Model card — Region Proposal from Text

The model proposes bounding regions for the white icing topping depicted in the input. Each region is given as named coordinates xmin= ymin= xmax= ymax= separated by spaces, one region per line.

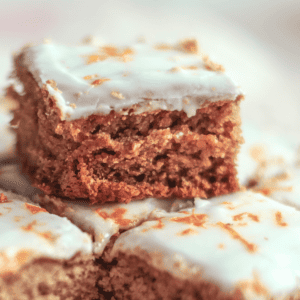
xmin=0 ymin=162 xmax=193 ymax=255
xmin=21 ymin=42 xmax=242 ymax=120
xmin=0 ymin=189 xmax=92 ymax=273
xmin=110 ymin=191 xmax=300 ymax=298
xmin=55 ymin=197 xmax=193 ymax=254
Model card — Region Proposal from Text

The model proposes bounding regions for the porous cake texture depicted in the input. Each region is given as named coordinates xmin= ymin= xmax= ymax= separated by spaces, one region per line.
xmin=0 ymin=189 xmax=97 ymax=300
xmin=100 ymin=191 xmax=300 ymax=300
xmin=9 ymin=39 xmax=244 ymax=204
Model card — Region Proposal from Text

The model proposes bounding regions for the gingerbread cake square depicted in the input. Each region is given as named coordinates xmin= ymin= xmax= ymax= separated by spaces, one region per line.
xmin=0 ymin=189 xmax=97 ymax=300
xmin=103 ymin=191 xmax=300 ymax=299
xmin=9 ymin=39 xmax=243 ymax=204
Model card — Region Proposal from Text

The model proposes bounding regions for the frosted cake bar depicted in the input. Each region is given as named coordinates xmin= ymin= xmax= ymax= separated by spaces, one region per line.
xmin=9 ymin=39 xmax=243 ymax=203
xmin=0 ymin=189 xmax=97 ymax=300
xmin=37 ymin=194 xmax=193 ymax=255
xmin=103 ymin=191 xmax=300 ymax=300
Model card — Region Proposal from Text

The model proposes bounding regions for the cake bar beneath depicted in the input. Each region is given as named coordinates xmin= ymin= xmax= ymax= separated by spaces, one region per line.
xmin=0 ymin=189 xmax=97 ymax=300
xmin=100 ymin=191 xmax=300 ymax=300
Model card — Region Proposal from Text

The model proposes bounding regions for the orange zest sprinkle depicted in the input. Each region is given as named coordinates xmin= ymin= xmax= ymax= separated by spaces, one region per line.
xmin=221 ymin=201 xmax=235 ymax=210
xmin=122 ymin=48 xmax=134 ymax=56
xmin=256 ymin=186 xmax=293 ymax=196
xmin=233 ymin=212 xmax=259 ymax=222
xmin=83 ymin=74 xmax=98 ymax=80
xmin=22 ymin=220 xmax=37 ymax=231
xmin=39 ymin=231 xmax=56 ymax=242
xmin=111 ymin=91 xmax=125 ymax=99
xmin=86 ymin=46 xmax=134 ymax=64
xmin=237 ymin=272 xmax=269 ymax=296
xmin=203 ymin=55 xmax=225 ymax=72
xmin=275 ymin=211 xmax=288 ymax=227
xmin=141 ymin=219 xmax=165 ymax=233
xmin=96 ymin=207 xmax=132 ymax=227
xmin=171 ymin=211 xmax=207 ymax=227
xmin=178 ymin=228 xmax=198 ymax=236
xmin=22 ymin=220 xmax=57 ymax=242
xmin=217 ymin=222 xmax=257 ymax=253
xmin=260 ymin=188 xmax=271 ymax=196
xmin=155 ymin=39 xmax=198 ymax=54
xmin=154 ymin=44 xmax=174 ymax=51
xmin=86 ymin=54 xmax=105 ymax=64
xmin=233 ymin=213 xmax=245 ymax=221
xmin=218 ymin=243 xmax=225 ymax=249
xmin=25 ymin=203 xmax=47 ymax=214
xmin=0 ymin=193 xmax=9 ymax=203
xmin=178 ymin=39 xmax=198 ymax=54
xmin=92 ymin=78 xmax=111 ymax=86
xmin=16 ymin=250 xmax=31 ymax=265
xmin=152 ymin=219 xmax=164 ymax=230
xmin=169 ymin=67 xmax=181 ymax=73
xmin=182 ymin=65 xmax=198 ymax=70
xmin=46 ymin=79 xmax=62 ymax=93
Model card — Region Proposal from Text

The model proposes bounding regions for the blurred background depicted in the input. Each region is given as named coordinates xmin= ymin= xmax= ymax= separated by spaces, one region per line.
xmin=0 ymin=0 xmax=299 ymax=145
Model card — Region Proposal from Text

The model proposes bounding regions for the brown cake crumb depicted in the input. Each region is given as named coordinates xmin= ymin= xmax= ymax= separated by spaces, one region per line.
xmin=45 ymin=80 xmax=62 ymax=93
xmin=0 ymin=255 xmax=98 ymax=300
xmin=91 ymin=78 xmax=110 ymax=86
xmin=178 ymin=39 xmax=198 ymax=54
xmin=203 ymin=55 xmax=225 ymax=72
xmin=110 ymin=91 xmax=125 ymax=99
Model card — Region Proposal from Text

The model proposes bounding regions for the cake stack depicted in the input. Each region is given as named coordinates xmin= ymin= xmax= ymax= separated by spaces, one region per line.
xmin=1 ymin=38 xmax=300 ymax=300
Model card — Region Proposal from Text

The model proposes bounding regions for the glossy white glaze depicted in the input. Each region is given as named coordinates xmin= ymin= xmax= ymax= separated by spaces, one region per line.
xmin=21 ymin=41 xmax=242 ymax=120
xmin=0 ymin=189 xmax=92 ymax=273
xmin=57 ymin=197 xmax=193 ymax=254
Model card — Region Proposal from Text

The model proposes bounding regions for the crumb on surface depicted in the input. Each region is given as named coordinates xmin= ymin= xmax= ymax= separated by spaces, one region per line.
xmin=46 ymin=80 xmax=62 ymax=93
xmin=177 ymin=39 xmax=198 ymax=54
xmin=110 ymin=91 xmax=125 ymax=99
xmin=91 ymin=78 xmax=110 ymax=86
xmin=85 ymin=46 xmax=134 ymax=64
xmin=202 ymin=55 xmax=225 ymax=72
xmin=0 ymin=193 xmax=8 ymax=203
